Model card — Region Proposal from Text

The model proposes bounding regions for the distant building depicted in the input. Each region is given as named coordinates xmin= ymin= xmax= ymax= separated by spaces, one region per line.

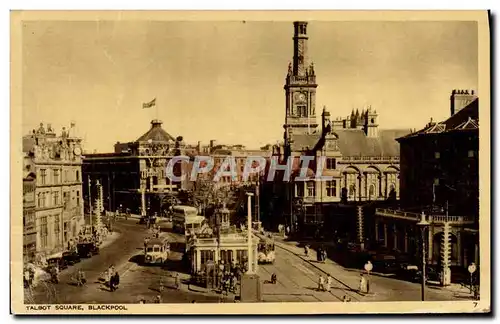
xmin=375 ymin=90 xmax=479 ymax=284
xmin=23 ymin=122 xmax=85 ymax=262
xmin=82 ymin=119 xmax=189 ymax=216
xmin=272 ymin=21 xmax=410 ymax=236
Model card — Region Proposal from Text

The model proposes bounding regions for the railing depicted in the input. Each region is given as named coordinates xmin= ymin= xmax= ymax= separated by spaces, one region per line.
xmin=376 ymin=208 xmax=420 ymax=220
xmin=288 ymin=75 xmax=316 ymax=84
xmin=341 ymin=156 xmax=400 ymax=162
xmin=375 ymin=208 xmax=475 ymax=224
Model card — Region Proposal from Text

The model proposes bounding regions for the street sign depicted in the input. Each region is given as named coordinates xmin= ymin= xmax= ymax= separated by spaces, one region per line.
xmin=468 ymin=263 xmax=477 ymax=274
xmin=364 ymin=261 xmax=373 ymax=273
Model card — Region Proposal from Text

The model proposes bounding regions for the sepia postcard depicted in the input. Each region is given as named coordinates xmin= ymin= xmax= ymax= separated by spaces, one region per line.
xmin=10 ymin=10 xmax=491 ymax=315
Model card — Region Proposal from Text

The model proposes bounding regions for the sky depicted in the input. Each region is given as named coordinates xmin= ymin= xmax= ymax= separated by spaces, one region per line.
xmin=21 ymin=20 xmax=478 ymax=153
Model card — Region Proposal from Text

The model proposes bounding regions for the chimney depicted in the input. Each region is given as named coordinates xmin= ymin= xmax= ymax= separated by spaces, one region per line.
xmin=321 ymin=106 xmax=330 ymax=134
xmin=197 ymin=141 xmax=202 ymax=153
xmin=450 ymin=89 xmax=477 ymax=116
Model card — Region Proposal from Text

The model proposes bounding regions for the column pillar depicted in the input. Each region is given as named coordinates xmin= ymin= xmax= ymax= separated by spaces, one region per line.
xmin=358 ymin=174 xmax=364 ymax=201
xmin=393 ymin=224 xmax=398 ymax=250
xmin=428 ymin=226 xmax=433 ymax=264
xmin=456 ymin=231 xmax=462 ymax=267
xmin=384 ymin=173 xmax=389 ymax=198
xmin=404 ymin=228 xmax=408 ymax=253
xmin=196 ymin=249 xmax=201 ymax=272
xmin=383 ymin=223 xmax=388 ymax=248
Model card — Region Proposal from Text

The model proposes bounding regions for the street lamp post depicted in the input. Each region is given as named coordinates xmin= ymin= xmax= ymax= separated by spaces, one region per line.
xmin=417 ymin=211 xmax=430 ymax=301
xmin=246 ymin=192 xmax=254 ymax=274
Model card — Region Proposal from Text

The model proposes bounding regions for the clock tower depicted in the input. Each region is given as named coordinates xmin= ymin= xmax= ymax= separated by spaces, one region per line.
xmin=284 ymin=21 xmax=318 ymax=137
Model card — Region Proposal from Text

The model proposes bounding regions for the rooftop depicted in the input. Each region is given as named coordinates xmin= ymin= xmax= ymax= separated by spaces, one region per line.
xmin=398 ymin=97 xmax=479 ymax=141
xmin=136 ymin=120 xmax=176 ymax=143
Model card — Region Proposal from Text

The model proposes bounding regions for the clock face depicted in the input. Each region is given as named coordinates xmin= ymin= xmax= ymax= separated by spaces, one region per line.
xmin=295 ymin=92 xmax=306 ymax=102
xmin=74 ymin=147 xmax=82 ymax=156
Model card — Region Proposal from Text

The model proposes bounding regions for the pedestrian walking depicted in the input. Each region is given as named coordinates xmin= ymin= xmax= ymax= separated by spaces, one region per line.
xmin=326 ymin=275 xmax=332 ymax=292
xmin=304 ymin=245 xmax=310 ymax=258
xmin=175 ymin=273 xmax=180 ymax=290
xmin=154 ymin=295 xmax=162 ymax=303
xmin=318 ymin=275 xmax=325 ymax=292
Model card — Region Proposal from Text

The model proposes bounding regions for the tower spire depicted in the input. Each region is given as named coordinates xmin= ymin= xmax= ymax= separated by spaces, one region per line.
xmin=293 ymin=21 xmax=309 ymax=76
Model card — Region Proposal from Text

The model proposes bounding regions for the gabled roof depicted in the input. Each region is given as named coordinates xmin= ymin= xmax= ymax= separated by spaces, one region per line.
xmin=289 ymin=133 xmax=322 ymax=152
xmin=398 ymin=97 xmax=479 ymax=141
xmin=135 ymin=120 xmax=175 ymax=143
xmin=334 ymin=129 xmax=410 ymax=157
xmin=455 ymin=117 xmax=479 ymax=130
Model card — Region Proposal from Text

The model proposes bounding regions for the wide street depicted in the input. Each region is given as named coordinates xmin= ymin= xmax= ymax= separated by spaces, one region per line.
xmin=25 ymin=215 xmax=473 ymax=304
xmin=25 ymin=217 xmax=222 ymax=304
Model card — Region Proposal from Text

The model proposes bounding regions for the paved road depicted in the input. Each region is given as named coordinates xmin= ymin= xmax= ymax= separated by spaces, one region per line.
xmin=25 ymin=218 xmax=222 ymax=304
xmin=257 ymin=243 xmax=358 ymax=302
xmin=274 ymin=237 xmax=472 ymax=302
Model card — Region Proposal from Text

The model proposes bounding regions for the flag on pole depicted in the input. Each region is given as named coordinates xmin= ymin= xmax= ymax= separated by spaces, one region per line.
xmin=143 ymin=98 xmax=156 ymax=109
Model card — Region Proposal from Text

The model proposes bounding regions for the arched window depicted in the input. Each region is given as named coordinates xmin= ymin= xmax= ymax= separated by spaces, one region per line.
xmin=369 ymin=185 xmax=375 ymax=198
xmin=349 ymin=184 xmax=355 ymax=197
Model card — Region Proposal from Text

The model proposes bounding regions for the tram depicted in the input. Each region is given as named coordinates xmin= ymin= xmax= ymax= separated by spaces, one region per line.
xmin=257 ymin=237 xmax=275 ymax=264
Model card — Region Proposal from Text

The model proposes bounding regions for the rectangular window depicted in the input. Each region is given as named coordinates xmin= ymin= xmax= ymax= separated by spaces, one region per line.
xmin=434 ymin=178 xmax=440 ymax=186
xmin=326 ymin=180 xmax=337 ymax=197
xmin=76 ymin=170 xmax=80 ymax=182
xmin=307 ymin=181 xmax=316 ymax=197
xmin=468 ymin=150 xmax=475 ymax=158
xmin=37 ymin=193 xmax=43 ymax=208
xmin=54 ymin=214 xmax=60 ymax=235
xmin=200 ymin=250 xmax=214 ymax=266
xmin=40 ymin=216 xmax=48 ymax=248
xmin=434 ymin=152 xmax=440 ymax=159
xmin=326 ymin=158 xmax=336 ymax=170
xmin=53 ymin=169 xmax=60 ymax=184
xmin=296 ymin=105 xmax=307 ymax=117
xmin=76 ymin=190 xmax=80 ymax=206
xmin=236 ymin=250 xmax=248 ymax=264
xmin=295 ymin=183 xmax=304 ymax=197
xmin=40 ymin=169 xmax=47 ymax=185
xmin=53 ymin=191 xmax=59 ymax=206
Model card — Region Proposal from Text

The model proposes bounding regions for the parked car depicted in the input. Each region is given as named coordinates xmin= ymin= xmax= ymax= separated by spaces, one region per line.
xmin=46 ymin=257 xmax=68 ymax=271
xmin=62 ymin=251 xmax=81 ymax=265
xmin=77 ymin=242 xmax=100 ymax=258
xmin=397 ymin=264 xmax=420 ymax=282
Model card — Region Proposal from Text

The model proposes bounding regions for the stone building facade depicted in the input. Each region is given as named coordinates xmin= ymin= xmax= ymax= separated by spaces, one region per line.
xmin=375 ymin=90 xmax=479 ymax=284
xmin=23 ymin=122 xmax=85 ymax=261
xmin=274 ymin=21 xmax=410 ymax=234
xmin=23 ymin=174 xmax=36 ymax=262
xmin=83 ymin=119 xmax=189 ymax=216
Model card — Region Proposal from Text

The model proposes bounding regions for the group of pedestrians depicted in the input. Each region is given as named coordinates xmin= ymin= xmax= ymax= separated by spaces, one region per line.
xmin=103 ymin=265 xmax=120 ymax=292
xmin=317 ymin=274 xmax=333 ymax=292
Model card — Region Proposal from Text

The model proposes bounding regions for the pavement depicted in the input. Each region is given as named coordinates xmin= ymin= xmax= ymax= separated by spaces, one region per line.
xmin=272 ymin=235 xmax=477 ymax=301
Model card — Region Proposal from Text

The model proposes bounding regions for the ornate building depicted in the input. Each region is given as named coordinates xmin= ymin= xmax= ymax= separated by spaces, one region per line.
xmin=23 ymin=122 xmax=85 ymax=261
xmin=23 ymin=174 xmax=36 ymax=263
xmin=82 ymin=119 xmax=189 ymax=216
xmin=375 ymin=90 xmax=479 ymax=284
xmin=275 ymin=21 xmax=410 ymax=235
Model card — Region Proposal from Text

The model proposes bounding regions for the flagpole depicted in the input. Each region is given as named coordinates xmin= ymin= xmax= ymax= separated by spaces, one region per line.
xmin=156 ymin=98 xmax=159 ymax=121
